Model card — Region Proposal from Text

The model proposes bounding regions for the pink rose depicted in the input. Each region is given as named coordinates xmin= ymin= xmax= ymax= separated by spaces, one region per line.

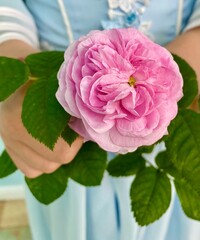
xmin=56 ymin=28 xmax=183 ymax=153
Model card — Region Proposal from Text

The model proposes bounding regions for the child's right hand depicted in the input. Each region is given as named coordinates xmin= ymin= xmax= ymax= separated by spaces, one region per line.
xmin=0 ymin=40 xmax=83 ymax=178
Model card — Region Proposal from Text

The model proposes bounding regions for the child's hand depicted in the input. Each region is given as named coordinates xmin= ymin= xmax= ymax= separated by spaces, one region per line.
xmin=0 ymin=83 xmax=83 ymax=178
xmin=0 ymin=40 xmax=83 ymax=178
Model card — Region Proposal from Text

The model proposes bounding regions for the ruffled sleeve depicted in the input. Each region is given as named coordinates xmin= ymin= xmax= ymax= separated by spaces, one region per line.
xmin=184 ymin=0 xmax=200 ymax=31
xmin=0 ymin=0 xmax=39 ymax=48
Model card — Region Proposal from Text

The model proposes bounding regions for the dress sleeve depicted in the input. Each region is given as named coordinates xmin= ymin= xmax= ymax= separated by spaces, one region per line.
xmin=0 ymin=0 xmax=39 ymax=48
xmin=184 ymin=0 xmax=200 ymax=31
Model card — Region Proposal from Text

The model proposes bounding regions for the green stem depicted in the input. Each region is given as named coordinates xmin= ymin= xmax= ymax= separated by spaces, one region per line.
xmin=29 ymin=76 xmax=38 ymax=81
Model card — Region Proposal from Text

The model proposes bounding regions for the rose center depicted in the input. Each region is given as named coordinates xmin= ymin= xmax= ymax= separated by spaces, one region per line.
xmin=128 ymin=76 xmax=136 ymax=87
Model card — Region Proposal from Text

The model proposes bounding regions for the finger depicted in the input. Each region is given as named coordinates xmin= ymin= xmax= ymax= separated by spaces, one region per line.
xmin=6 ymin=141 xmax=61 ymax=173
xmin=49 ymin=137 xmax=83 ymax=164
xmin=6 ymin=147 xmax=42 ymax=178
xmin=0 ymin=82 xmax=32 ymax=113
xmin=18 ymin=136 xmax=83 ymax=164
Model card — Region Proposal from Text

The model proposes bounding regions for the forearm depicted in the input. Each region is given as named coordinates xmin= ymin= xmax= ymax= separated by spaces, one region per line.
xmin=166 ymin=27 xmax=200 ymax=91
xmin=0 ymin=40 xmax=39 ymax=58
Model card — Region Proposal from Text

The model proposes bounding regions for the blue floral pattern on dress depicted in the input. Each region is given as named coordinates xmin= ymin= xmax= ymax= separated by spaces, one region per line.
xmin=102 ymin=0 xmax=153 ymax=39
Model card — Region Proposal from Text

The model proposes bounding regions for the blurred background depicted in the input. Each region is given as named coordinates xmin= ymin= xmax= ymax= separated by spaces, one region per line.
xmin=0 ymin=139 xmax=32 ymax=240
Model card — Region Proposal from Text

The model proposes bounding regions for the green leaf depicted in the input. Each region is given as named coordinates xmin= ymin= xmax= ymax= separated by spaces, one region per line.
xmin=0 ymin=57 xmax=29 ymax=101
xmin=61 ymin=124 xmax=79 ymax=146
xmin=130 ymin=167 xmax=171 ymax=226
xmin=25 ymin=51 xmax=64 ymax=77
xmin=22 ymin=73 xmax=70 ymax=150
xmin=155 ymin=151 xmax=171 ymax=169
xmin=156 ymin=152 xmax=200 ymax=220
xmin=107 ymin=152 xmax=145 ymax=177
xmin=175 ymin=178 xmax=200 ymax=220
xmin=173 ymin=54 xmax=198 ymax=109
xmin=25 ymin=165 xmax=68 ymax=205
xmin=136 ymin=145 xmax=155 ymax=154
xmin=156 ymin=109 xmax=200 ymax=220
xmin=66 ymin=142 xmax=107 ymax=186
xmin=155 ymin=151 xmax=180 ymax=178
xmin=0 ymin=150 xmax=17 ymax=178
xmin=22 ymin=51 xmax=68 ymax=149
xmin=157 ymin=152 xmax=200 ymax=221
xmin=157 ymin=151 xmax=200 ymax=220
xmin=166 ymin=109 xmax=200 ymax=189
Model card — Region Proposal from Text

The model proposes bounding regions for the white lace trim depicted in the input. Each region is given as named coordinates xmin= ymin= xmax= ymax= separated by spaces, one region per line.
xmin=108 ymin=0 xmax=149 ymax=13
xmin=56 ymin=0 xmax=152 ymax=44
xmin=105 ymin=0 xmax=153 ymax=39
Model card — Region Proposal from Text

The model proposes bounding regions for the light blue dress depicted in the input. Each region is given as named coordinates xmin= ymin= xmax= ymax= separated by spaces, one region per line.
xmin=1 ymin=1 xmax=200 ymax=239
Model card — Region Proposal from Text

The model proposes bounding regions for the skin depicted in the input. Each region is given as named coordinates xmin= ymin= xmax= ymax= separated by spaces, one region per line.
xmin=0 ymin=40 xmax=83 ymax=178
xmin=0 ymin=27 xmax=199 ymax=178
xmin=166 ymin=27 xmax=200 ymax=111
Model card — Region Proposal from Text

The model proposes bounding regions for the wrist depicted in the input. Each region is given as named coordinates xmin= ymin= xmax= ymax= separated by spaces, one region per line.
xmin=0 ymin=40 xmax=39 ymax=59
